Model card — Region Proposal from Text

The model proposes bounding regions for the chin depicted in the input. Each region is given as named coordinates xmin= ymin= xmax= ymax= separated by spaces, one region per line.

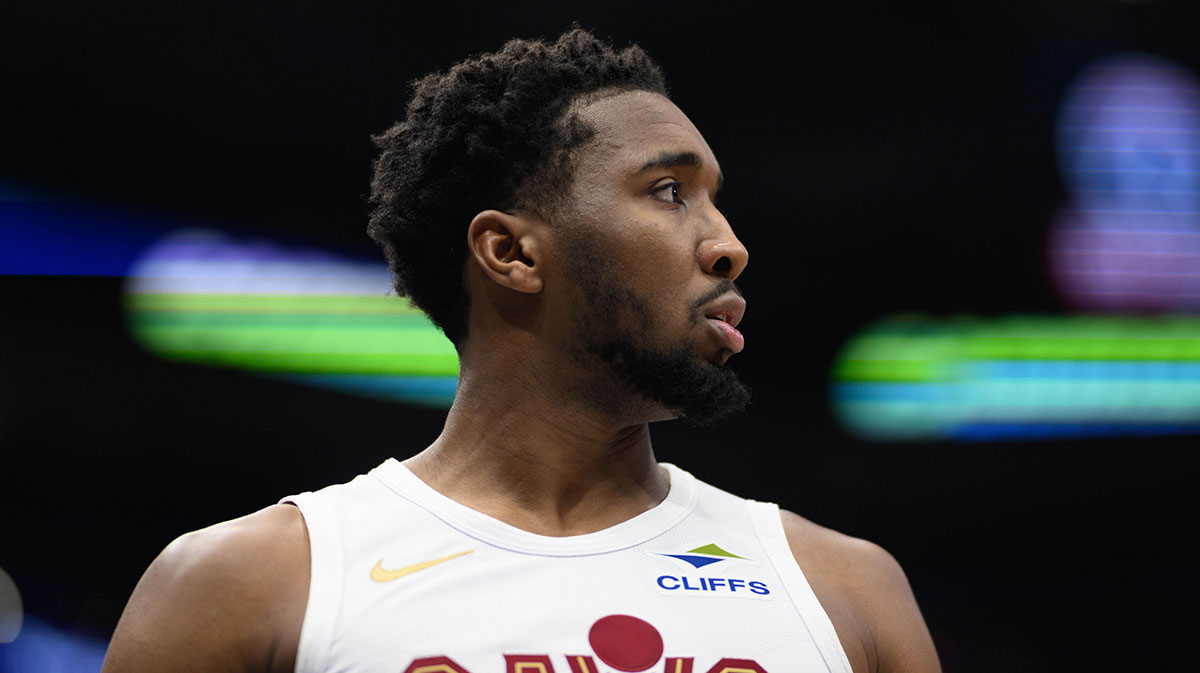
xmin=583 ymin=326 xmax=752 ymax=427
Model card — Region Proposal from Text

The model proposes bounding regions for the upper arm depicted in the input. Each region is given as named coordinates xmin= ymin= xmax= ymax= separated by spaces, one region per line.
xmin=840 ymin=537 xmax=940 ymax=673
xmin=101 ymin=504 xmax=310 ymax=673
xmin=780 ymin=511 xmax=941 ymax=673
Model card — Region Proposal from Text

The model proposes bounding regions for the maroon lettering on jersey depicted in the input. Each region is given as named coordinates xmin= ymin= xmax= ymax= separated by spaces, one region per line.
xmin=664 ymin=658 xmax=695 ymax=673
xmin=588 ymin=614 xmax=665 ymax=672
xmin=703 ymin=659 xmax=767 ymax=673
xmin=504 ymin=654 xmax=556 ymax=673
xmin=565 ymin=655 xmax=599 ymax=673
xmin=403 ymin=656 xmax=472 ymax=673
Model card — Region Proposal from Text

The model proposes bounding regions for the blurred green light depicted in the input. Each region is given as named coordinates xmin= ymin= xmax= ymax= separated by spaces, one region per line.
xmin=123 ymin=231 xmax=459 ymax=407
xmin=126 ymin=292 xmax=459 ymax=400
xmin=832 ymin=315 xmax=1200 ymax=440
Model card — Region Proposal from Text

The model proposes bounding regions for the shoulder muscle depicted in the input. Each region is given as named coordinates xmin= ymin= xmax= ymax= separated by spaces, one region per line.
xmin=780 ymin=510 xmax=941 ymax=673
xmin=101 ymin=504 xmax=310 ymax=673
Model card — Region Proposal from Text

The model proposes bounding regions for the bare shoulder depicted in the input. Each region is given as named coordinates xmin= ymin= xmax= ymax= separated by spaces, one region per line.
xmin=102 ymin=504 xmax=310 ymax=673
xmin=779 ymin=510 xmax=941 ymax=673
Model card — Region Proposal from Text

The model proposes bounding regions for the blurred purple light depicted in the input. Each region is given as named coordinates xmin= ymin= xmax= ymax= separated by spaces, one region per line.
xmin=1050 ymin=53 xmax=1200 ymax=311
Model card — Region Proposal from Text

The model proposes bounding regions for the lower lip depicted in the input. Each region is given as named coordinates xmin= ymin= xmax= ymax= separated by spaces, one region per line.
xmin=708 ymin=318 xmax=745 ymax=353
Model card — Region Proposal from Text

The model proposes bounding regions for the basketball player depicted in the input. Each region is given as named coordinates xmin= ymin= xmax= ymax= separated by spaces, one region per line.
xmin=102 ymin=29 xmax=940 ymax=673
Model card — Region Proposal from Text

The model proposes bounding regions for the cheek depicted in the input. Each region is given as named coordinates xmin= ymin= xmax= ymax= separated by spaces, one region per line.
xmin=656 ymin=288 xmax=703 ymax=334
xmin=624 ymin=238 xmax=699 ymax=319
xmin=626 ymin=228 xmax=695 ymax=274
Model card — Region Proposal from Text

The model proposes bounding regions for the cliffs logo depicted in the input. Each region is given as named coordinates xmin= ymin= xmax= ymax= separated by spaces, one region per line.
xmin=654 ymin=544 xmax=770 ymax=599
xmin=658 ymin=543 xmax=748 ymax=569
xmin=402 ymin=614 xmax=768 ymax=673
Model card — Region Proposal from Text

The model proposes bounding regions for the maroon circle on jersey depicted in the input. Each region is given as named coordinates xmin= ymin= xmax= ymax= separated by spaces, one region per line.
xmin=587 ymin=614 xmax=665 ymax=672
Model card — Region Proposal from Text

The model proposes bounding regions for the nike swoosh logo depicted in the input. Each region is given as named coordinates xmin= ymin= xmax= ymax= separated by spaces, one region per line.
xmin=370 ymin=550 xmax=473 ymax=583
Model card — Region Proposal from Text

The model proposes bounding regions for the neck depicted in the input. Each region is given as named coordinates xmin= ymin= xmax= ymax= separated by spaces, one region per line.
xmin=404 ymin=349 xmax=670 ymax=537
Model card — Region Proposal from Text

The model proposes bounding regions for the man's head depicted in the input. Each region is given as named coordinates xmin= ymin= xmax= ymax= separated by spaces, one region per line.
xmin=370 ymin=29 xmax=750 ymax=425
xmin=368 ymin=28 xmax=667 ymax=346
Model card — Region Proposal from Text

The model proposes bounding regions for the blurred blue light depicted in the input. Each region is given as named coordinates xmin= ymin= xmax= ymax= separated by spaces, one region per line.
xmin=0 ymin=616 xmax=106 ymax=673
xmin=1050 ymin=53 xmax=1200 ymax=311
xmin=1 ymin=200 xmax=170 ymax=276
xmin=831 ymin=315 xmax=1200 ymax=441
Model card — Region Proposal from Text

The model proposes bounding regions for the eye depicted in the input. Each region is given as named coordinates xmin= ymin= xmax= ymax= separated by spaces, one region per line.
xmin=652 ymin=181 xmax=685 ymax=205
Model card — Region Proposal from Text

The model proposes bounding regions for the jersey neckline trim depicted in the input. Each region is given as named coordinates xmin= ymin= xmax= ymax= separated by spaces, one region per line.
xmin=369 ymin=459 xmax=698 ymax=556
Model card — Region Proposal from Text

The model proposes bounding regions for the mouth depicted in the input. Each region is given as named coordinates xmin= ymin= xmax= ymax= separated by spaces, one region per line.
xmin=702 ymin=294 xmax=746 ymax=355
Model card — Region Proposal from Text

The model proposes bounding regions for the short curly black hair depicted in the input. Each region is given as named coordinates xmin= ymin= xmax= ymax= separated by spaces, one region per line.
xmin=367 ymin=28 xmax=668 ymax=346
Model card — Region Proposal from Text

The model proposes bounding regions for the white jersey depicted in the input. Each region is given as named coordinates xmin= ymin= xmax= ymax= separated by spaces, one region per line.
xmin=282 ymin=460 xmax=853 ymax=673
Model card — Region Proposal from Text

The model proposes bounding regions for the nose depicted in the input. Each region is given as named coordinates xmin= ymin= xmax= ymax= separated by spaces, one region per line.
xmin=698 ymin=214 xmax=749 ymax=281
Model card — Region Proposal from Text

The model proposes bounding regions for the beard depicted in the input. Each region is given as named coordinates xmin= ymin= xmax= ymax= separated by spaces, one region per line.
xmin=564 ymin=241 xmax=752 ymax=427
xmin=588 ymin=333 xmax=753 ymax=427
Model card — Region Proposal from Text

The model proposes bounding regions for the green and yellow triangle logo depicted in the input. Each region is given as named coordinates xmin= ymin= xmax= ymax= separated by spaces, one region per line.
xmin=685 ymin=543 xmax=746 ymax=559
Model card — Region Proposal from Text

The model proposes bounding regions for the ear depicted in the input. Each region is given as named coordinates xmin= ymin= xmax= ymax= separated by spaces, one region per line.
xmin=466 ymin=209 xmax=544 ymax=294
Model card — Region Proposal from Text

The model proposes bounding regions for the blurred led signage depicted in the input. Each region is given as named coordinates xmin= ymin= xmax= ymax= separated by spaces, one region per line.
xmin=125 ymin=230 xmax=458 ymax=407
xmin=1050 ymin=53 xmax=1200 ymax=311
xmin=832 ymin=315 xmax=1200 ymax=440
xmin=834 ymin=53 xmax=1200 ymax=441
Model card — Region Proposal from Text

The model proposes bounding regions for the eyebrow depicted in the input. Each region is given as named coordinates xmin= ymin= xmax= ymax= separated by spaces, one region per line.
xmin=638 ymin=150 xmax=725 ymax=195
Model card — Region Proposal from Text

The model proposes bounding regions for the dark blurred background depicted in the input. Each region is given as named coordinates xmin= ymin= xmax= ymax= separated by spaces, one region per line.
xmin=2 ymin=2 xmax=1198 ymax=671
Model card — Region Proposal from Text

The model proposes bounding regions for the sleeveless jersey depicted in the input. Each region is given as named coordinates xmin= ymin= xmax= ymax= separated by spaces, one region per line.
xmin=282 ymin=459 xmax=853 ymax=673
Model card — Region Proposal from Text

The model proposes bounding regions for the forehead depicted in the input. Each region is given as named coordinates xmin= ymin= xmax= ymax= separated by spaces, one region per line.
xmin=572 ymin=90 xmax=719 ymax=175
